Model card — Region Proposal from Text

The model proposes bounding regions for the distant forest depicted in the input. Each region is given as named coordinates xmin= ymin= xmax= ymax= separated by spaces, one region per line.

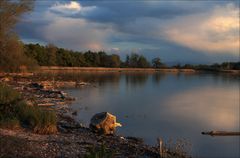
xmin=24 ymin=43 xmax=164 ymax=68
xmin=24 ymin=43 xmax=240 ymax=71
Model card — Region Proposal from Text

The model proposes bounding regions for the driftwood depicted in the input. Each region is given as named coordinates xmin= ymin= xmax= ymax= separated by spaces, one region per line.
xmin=157 ymin=137 xmax=164 ymax=158
xmin=38 ymin=103 xmax=55 ymax=107
xmin=201 ymin=131 xmax=240 ymax=136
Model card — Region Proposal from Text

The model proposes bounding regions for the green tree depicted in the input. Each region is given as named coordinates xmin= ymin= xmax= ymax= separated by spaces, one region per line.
xmin=46 ymin=44 xmax=57 ymax=66
xmin=0 ymin=0 xmax=35 ymax=72
xmin=152 ymin=57 xmax=161 ymax=68
xmin=137 ymin=55 xmax=150 ymax=68
xmin=75 ymin=52 xmax=87 ymax=67
xmin=98 ymin=51 xmax=108 ymax=67
xmin=127 ymin=53 xmax=150 ymax=68
xmin=109 ymin=54 xmax=121 ymax=67
xmin=24 ymin=44 xmax=46 ymax=66
xmin=125 ymin=55 xmax=130 ymax=67
xmin=84 ymin=51 xmax=100 ymax=67
xmin=129 ymin=53 xmax=139 ymax=67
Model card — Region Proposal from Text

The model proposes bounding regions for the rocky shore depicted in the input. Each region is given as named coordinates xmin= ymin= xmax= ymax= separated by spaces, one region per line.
xmin=0 ymin=75 xmax=188 ymax=158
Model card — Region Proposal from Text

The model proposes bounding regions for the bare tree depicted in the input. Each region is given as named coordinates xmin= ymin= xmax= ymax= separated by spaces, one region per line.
xmin=0 ymin=0 xmax=35 ymax=72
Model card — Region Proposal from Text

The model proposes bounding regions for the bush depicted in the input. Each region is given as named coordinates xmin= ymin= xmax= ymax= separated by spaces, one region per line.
xmin=0 ymin=83 xmax=20 ymax=105
xmin=17 ymin=101 xmax=57 ymax=134
xmin=0 ymin=83 xmax=21 ymax=120
xmin=0 ymin=83 xmax=57 ymax=134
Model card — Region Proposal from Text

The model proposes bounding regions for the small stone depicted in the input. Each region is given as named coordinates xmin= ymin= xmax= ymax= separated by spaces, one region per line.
xmin=72 ymin=111 xmax=78 ymax=116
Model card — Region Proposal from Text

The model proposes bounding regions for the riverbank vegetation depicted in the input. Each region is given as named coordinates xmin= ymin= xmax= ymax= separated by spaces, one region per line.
xmin=0 ymin=83 xmax=57 ymax=134
xmin=23 ymin=43 xmax=156 ymax=68
xmin=24 ymin=43 xmax=240 ymax=71
xmin=173 ymin=62 xmax=240 ymax=71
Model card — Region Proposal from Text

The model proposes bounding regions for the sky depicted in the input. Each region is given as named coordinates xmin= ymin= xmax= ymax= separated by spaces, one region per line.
xmin=17 ymin=0 xmax=240 ymax=64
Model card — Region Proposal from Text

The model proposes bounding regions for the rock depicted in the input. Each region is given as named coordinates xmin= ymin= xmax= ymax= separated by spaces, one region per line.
xmin=89 ymin=112 xmax=122 ymax=135
xmin=72 ymin=111 xmax=78 ymax=116
xmin=126 ymin=136 xmax=143 ymax=144
xmin=30 ymin=82 xmax=44 ymax=89
xmin=0 ymin=77 xmax=13 ymax=82
xmin=40 ymin=81 xmax=54 ymax=90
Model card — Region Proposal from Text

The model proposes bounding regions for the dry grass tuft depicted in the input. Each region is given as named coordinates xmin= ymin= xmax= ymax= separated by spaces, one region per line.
xmin=0 ymin=83 xmax=57 ymax=134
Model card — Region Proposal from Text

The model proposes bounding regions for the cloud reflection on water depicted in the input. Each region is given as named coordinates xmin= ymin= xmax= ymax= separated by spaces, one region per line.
xmin=165 ymin=86 xmax=239 ymax=130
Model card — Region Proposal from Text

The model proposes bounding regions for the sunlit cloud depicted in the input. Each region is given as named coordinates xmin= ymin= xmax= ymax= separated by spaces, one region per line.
xmin=111 ymin=47 xmax=120 ymax=51
xmin=164 ymin=3 xmax=239 ymax=55
xmin=42 ymin=11 xmax=113 ymax=51
xmin=50 ymin=1 xmax=96 ymax=15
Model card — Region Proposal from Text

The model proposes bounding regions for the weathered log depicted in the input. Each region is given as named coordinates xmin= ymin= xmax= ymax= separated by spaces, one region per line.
xmin=157 ymin=137 xmax=164 ymax=157
xmin=202 ymin=131 xmax=240 ymax=136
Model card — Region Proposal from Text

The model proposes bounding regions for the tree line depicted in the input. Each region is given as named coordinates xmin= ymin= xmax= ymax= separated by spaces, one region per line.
xmin=24 ymin=43 xmax=165 ymax=68
xmin=24 ymin=43 xmax=240 ymax=70
xmin=173 ymin=62 xmax=240 ymax=71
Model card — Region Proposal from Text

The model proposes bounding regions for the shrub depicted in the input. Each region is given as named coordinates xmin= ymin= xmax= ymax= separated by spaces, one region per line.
xmin=0 ymin=83 xmax=20 ymax=104
xmin=0 ymin=83 xmax=21 ymax=120
xmin=17 ymin=101 xmax=57 ymax=134
xmin=0 ymin=83 xmax=57 ymax=134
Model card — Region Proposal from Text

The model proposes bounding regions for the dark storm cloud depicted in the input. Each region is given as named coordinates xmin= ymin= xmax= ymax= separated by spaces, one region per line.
xmin=47 ymin=1 xmax=238 ymax=23
xmin=16 ymin=0 xmax=239 ymax=64
xmin=58 ymin=1 xmax=215 ymax=27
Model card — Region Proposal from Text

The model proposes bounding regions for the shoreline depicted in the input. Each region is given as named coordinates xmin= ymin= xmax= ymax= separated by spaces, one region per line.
xmin=0 ymin=67 xmax=239 ymax=77
xmin=40 ymin=66 xmax=196 ymax=73
xmin=0 ymin=75 xmax=188 ymax=158
xmin=39 ymin=66 xmax=240 ymax=74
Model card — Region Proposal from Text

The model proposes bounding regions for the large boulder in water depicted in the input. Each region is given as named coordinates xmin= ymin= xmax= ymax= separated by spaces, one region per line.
xmin=89 ymin=112 xmax=122 ymax=135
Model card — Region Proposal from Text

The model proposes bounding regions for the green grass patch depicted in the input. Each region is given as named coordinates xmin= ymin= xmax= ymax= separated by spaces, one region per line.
xmin=0 ymin=83 xmax=57 ymax=134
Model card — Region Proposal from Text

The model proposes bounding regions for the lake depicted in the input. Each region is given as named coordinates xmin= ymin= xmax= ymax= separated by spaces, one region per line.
xmin=61 ymin=72 xmax=239 ymax=158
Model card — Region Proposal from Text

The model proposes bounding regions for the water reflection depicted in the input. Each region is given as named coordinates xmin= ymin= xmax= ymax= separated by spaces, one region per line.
xmin=165 ymin=87 xmax=239 ymax=130
xmin=152 ymin=73 xmax=166 ymax=84
xmin=125 ymin=73 xmax=149 ymax=87
xmin=58 ymin=72 xmax=239 ymax=157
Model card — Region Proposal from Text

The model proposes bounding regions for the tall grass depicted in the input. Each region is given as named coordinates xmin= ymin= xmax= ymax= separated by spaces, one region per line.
xmin=0 ymin=83 xmax=57 ymax=134
xmin=0 ymin=83 xmax=21 ymax=129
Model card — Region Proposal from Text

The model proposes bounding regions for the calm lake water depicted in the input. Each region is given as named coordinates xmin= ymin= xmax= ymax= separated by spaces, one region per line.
xmin=60 ymin=72 xmax=239 ymax=158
